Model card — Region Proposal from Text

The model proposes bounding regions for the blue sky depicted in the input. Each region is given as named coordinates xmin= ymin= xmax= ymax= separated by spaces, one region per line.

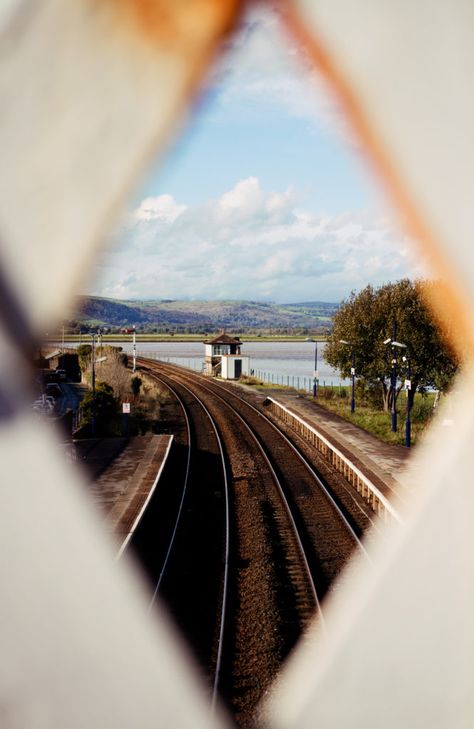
xmin=90 ymin=4 xmax=426 ymax=303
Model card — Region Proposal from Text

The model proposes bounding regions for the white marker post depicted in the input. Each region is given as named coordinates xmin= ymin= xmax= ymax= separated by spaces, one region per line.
xmin=122 ymin=401 xmax=131 ymax=436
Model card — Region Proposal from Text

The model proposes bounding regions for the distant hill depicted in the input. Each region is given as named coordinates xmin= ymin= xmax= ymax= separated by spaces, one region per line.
xmin=72 ymin=296 xmax=339 ymax=332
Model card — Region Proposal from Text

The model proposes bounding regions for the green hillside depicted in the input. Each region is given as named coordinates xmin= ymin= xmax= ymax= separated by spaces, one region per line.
xmin=71 ymin=296 xmax=338 ymax=333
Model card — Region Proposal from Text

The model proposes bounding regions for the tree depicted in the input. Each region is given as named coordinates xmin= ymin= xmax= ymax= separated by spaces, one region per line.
xmin=77 ymin=344 xmax=92 ymax=370
xmin=324 ymin=279 xmax=459 ymax=411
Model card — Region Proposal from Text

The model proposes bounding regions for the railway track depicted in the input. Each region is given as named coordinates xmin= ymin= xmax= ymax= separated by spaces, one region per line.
xmin=135 ymin=358 xmax=370 ymax=727
xmin=127 ymin=372 xmax=230 ymax=710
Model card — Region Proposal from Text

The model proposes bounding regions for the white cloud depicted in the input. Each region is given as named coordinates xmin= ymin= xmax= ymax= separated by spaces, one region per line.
xmin=132 ymin=194 xmax=186 ymax=223
xmin=89 ymin=177 xmax=429 ymax=302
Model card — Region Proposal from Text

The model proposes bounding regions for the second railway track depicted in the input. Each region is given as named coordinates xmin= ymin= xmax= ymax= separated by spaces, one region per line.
xmin=133 ymin=358 xmax=371 ymax=728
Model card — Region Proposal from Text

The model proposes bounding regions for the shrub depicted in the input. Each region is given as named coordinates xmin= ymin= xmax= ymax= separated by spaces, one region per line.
xmin=81 ymin=381 xmax=119 ymax=434
xmin=77 ymin=344 xmax=92 ymax=369
xmin=410 ymin=397 xmax=433 ymax=423
xmin=131 ymin=375 xmax=142 ymax=397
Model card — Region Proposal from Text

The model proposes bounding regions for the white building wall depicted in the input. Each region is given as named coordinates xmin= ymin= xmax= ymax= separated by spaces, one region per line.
xmin=221 ymin=356 xmax=250 ymax=379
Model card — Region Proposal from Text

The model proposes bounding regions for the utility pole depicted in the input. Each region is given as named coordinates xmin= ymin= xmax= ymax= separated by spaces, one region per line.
xmin=404 ymin=353 xmax=412 ymax=447
xmin=313 ymin=340 xmax=318 ymax=398
xmin=132 ymin=326 xmax=136 ymax=373
xmin=391 ymin=320 xmax=397 ymax=432
xmin=91 ymin=333 xmax=96 ymax=436
xmin=350 ymin=347 xmax=356 ymax=414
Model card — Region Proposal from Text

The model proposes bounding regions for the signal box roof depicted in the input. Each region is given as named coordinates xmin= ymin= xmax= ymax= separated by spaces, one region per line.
xmin=204 ymin=333 xmax=241 ymax=345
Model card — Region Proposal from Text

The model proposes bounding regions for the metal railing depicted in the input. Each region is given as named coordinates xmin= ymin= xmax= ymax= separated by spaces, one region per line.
xmin=265 ymin=397 xmax=401 ymax=523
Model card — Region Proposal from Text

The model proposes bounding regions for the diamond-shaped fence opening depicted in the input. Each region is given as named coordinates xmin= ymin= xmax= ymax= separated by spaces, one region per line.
xmin=1 ymin=2 xmax=474 ymax=728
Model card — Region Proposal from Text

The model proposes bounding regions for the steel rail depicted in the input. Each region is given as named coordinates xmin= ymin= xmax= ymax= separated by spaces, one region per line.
xmin=140 ymin=358 xmax=369 ymax=563
xmin=142 ymin=366 xmax=230 ymax=711
xmin=148 ymin=361 xmax=325 ymax=630
xmin=145 ymin=374 xmax=192 ymax=609
xmin=202 ymin=378 xmax=370 ymax=561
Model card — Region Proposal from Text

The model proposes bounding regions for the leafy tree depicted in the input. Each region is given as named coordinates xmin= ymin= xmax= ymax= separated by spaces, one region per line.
xmin=77 ymin=344 xmax=92 ymax=369
xmin=325 ymin=279 xmax=459 ymax=411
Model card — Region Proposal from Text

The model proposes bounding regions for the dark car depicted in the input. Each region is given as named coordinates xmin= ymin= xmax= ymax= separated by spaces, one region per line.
xmin=46 ymin=383 xmax=62 ymax=398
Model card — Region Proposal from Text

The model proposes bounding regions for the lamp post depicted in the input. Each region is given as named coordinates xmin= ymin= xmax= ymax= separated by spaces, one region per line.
xmin=90 ymin=332 xmax=107 ymax=437
xmin=402 ymin=353 xmax=412 ymax=448
xmin=383 ymin=329 xmax=407 ymax=433
xmin=132 ymin=326 xmax=137 ymax=373
xmin=91 ymin=332 xmax=96 ymax=436
xmin=313 ymin=340 xmax=318 ymax=398
xmin=391 ymin=340 xmax=397 ymax=433
xmin=339 ymin=340 xmax=355 ymax=413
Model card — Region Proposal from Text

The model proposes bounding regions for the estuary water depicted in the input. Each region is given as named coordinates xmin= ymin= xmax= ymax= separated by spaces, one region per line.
xmin=97 ymin=340 xmax=348 ymax=388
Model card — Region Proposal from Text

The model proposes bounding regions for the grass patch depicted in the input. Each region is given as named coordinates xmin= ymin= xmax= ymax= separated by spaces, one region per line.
xmin=312 ymin=388 xmax=436 ymax=446
xmin=239 ymin=376 xmax=437 ymax=447
xmin=238 ymin=375 xmax=291 ymax=390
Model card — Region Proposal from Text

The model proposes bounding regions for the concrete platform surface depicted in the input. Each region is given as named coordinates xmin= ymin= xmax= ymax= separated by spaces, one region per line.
xmin=76 ymin=434 xmax=173 ymax=550
xmin=259 ymin=391 xmax=411 ymax=503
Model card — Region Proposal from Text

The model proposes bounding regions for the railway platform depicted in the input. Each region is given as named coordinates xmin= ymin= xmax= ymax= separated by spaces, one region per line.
xmin=245 ymin=388 xmax=410 ymax=504
xmin=75 ymin=433 xmax=173 ymax=553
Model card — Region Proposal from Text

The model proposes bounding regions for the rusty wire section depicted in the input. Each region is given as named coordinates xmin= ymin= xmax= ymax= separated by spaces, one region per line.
xmin=266 ymin=3 xmax=474 ymax=728
xmin=284 ymin=1 xmax=474 ymax=360
xmin=0 ymin=2 xmax=243 ymax=727
xmin=0 ymin=0 xmax=243 ymax=335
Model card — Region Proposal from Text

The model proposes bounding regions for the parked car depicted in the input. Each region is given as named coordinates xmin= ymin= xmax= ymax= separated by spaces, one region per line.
xmin=56 ymin=369 xmax=67 ymax=381
xmin=46 ymin=383 xmax=62 ymax=398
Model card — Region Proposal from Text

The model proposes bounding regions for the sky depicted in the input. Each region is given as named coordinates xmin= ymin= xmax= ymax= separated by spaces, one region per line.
xmin=88 ymin=4 xmax=427 ymax=304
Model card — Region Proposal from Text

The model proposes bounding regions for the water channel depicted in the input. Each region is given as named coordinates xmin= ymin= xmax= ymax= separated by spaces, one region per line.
xmin=81 ymin=339 xmax=349 ymax=389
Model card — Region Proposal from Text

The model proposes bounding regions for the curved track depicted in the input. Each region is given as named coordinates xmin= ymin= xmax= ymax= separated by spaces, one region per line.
xmin=136 ymin=358 xmax=370 ymax=727
xmin=150 ymin=374 xmax=230 ymax=710
xmin=128 ymin=372 xmax=230 ymax=708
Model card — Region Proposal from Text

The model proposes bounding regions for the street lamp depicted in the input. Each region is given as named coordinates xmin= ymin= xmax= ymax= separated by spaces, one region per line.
xmin=132 ymin=325 xmax=137 ymax=373
xmin=402 ymin=353 xmax=412 ymax=448
xmin=339 ymin=340 xmax=355 ymax=413
xmin=383 ymin=332 xmax=407 ymax=432
xmin=91 ymin=332 xmax=96 ymax=436
xmin=313 ymin=340 xmax=319 ymax=398
xmin=90 ymin=331 xmax=107 ymax=436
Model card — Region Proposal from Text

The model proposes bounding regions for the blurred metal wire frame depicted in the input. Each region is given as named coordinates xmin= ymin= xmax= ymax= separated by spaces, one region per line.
xmin=0 ymin=1 xmax=473 ymax=727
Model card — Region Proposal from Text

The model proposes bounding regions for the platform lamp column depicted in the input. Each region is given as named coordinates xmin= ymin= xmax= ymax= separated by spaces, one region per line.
xmin=132 ymin=326 xmax=136 ymax=373
xmin=383 ymin=329 xmax=407 ymax=434
xmin=350 ymin=348 xmax=355 ymax=414
xmin=313 ymin=340 xmax=318 ymax=398
xmin=390 ymin=320 xmax=397 ymax=432
xmin=339 ymin=340 xmax=355 ymax=413
xmin=91 ymin=332 xmax=96 ymax=436
xmin=403 ymin=353 xmax=412 ymax=448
